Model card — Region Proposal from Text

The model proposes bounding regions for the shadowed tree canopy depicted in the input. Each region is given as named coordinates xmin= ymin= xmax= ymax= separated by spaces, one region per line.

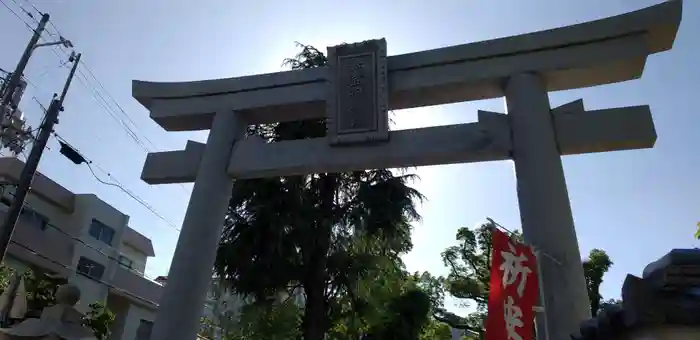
xmin=364 ymin=289 xmax=433 ymax=340
xmin=214 ymin=43 xmax=424 ymax=340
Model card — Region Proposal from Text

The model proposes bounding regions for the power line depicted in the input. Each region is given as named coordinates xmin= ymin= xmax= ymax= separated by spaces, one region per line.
xmin=0 ymin=187 xmax=163 ymax=284
xmin=53 ymin=133 xmax=181 ymax=232
xmin=34 ymin=59 xmax=69 ymax=78
xmin=5 ymin=0 xmax=191 ymax=193
xmin=9 ymin=239 xmax=159 ymax=307
xmin=71 ymin=69 xmax=151 ymax=152
xmin=78 ymin=60 xmax=158 ymax=151
xmin=0 ymin=0 xmax=34 ymax=32
xmin=21 ymin=0 xmax=62 ymax=39
xmin=9 ymin=0 xmax=37 ymax=25
xmin=20 ymin=0 xmax=41 ymax=20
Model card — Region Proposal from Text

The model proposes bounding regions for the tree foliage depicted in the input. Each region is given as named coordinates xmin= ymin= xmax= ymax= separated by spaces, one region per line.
xmin=582 ymin=249 xmax=613 ymax=316
xmin=82 ymin=301 xmax=116 ymax=340
xmin=438 ymin=222 xmax=615 ymax=337
xmin=22 ymin=268 xmax=67 ymax=318
xmin=223 ymin=300 xmax=302 ymax=340
xmin=437 ymin=223 xmax=522 ymax=336
xmin=214 ymin=43 xmax=424 ymax=340
xmin=365 ymin=289 xmax=432 ymax=340
xmin=419 ymin=319 xmax=452 ymax=340
xmin=0 ymin=265 xmax=67 ymax=319
xmin=0 ymin=264 xmax=113 ymax=338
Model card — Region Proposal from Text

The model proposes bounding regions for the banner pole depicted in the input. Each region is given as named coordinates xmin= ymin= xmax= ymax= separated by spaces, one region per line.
xmin=533 ymin=250 xmax=549 ymax=340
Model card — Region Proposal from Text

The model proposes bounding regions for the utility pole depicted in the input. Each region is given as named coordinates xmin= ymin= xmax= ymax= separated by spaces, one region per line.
xmin=0 ymin=13 xmax=49 ymax=111
xmin=0 ymin=53 xmax=81 ymax=263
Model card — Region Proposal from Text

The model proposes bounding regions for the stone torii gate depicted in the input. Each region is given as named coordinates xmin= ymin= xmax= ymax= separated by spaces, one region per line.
xmin=132 ymin=1 xmax=681 ymax=340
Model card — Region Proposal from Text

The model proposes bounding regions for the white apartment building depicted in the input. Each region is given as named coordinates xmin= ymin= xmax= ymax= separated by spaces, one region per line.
xmin=0 ymin=157 xmax=162 ymax=340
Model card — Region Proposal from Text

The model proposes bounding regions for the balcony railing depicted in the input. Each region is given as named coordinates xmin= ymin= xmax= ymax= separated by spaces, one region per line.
xmin=111 ymin=264 xmax=162 ymax=309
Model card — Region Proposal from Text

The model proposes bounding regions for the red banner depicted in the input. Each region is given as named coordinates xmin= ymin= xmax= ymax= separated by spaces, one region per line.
xmin=485 ymin=228 xmax=539 ymax=340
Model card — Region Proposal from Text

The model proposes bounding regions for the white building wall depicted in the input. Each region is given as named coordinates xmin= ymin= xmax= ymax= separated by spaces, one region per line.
xmin=121 ymin=304 xmax=155 ymax=340
xmin=68 ymin=194 xmax=130 ymax=313
xmin=119 ymin=244 xmax=147 ymax=274
xmin=71 ymin=274 xmax=108 ymax=312
xmin=0 ymin=165 xmax=159 ymax=340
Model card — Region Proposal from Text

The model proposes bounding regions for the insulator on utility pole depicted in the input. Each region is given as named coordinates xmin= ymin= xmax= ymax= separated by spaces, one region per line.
xmin=10 ymin=80 xmax=27 ymax=110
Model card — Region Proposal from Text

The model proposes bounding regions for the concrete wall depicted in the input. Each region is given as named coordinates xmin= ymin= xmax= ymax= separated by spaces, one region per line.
xmin=68 ymin=194 xmax=130 ymax=313
xmin=0 ymin=157 xmax=163 ymax=339
xmin=106 ymin=293 xmax=131 ymax=340
xmin=0 ymin=181 xmax=75 ymax=276
xmin=71 ymin=274 xmax=108 ymax=313
xmin=121 ymin=304 xmax=155 ymax=340
xmin=119 ymin=244 xmax=147 ymax=274
xmin=111 ymin=266 xmax=162 ymax=307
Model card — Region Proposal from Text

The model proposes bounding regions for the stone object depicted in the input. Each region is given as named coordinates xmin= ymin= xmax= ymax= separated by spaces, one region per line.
xmin=131 ymin=2 xmax=683 ymax=340
xmin=326 ymin=39 xmax=388 ymax=145
xmin=572 ymin=248 xmax=700 ymax=340
xmin=0 ymin=284 xmax=97 ymax=340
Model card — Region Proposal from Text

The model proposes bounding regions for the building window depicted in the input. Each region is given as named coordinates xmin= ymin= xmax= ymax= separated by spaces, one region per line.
xmin=76 ymin=257 xmax=105 ymax=280
xmin=136 ymin=320 xmax=153 ymax=340
xmin=20 ymin=208 xmax=48 ymax=231
xmin=88 ymin=219 xmax=115 ymax=245
xmin=118 ymin=255 xmax=133 ymax=269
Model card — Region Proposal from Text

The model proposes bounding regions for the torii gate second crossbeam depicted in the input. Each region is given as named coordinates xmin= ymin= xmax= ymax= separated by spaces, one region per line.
xmin=132 ymin=2 xmax=682 ymax=340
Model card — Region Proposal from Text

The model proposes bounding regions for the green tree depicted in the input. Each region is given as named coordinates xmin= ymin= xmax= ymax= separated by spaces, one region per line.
xmin=0 ymin=264 xmax=12 ymax=292
xmin=82 ymin=302 xmax=115 ymax=340
xmin=438 ymin=222 xmax=521 ymax=336
xmin=440 ymin=222 xmax=615 ymax=337
xmin=0 ymin=265 xmax=113 ymax=339
xmin=366 ymin=289 xmax=432 ymax=340
xmin=214 ymin=43 xmax=424 ymax=340
xmin=227 ymin=300 xmax=302 ymax=340
xmin=695 ymin=222 xmax=699 ymax=239
xmin=582 ymin=249 xmax=613 ymax=316
xmin=22 ymin=268 xmax=67 ymax=317
xmin=199 ymin=316 xmax=216 ymax=339
xmin=419 ymin=319 xmax=452 ymax=340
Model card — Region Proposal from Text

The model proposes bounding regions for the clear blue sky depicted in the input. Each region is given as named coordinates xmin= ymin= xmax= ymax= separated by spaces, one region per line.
xmin=1 ymin=0 xmax=698 ymax=315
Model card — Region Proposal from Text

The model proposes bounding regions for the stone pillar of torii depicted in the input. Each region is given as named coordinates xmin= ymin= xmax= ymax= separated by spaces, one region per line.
xmin=131 ymin=2 xmax=682 ymax=340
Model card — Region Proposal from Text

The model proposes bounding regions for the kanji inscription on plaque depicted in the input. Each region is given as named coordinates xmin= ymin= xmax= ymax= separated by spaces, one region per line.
xmin=326 ymin=39 xmax=388 ymax=145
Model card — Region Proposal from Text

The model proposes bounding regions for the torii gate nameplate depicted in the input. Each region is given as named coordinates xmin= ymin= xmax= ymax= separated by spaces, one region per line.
xmin=326 ymin=39 xmax=389 ymax=145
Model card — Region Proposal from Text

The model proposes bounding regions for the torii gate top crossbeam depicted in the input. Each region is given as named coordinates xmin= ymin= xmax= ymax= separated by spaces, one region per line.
xmin=133 ymin=1 xmax=681 ymax=132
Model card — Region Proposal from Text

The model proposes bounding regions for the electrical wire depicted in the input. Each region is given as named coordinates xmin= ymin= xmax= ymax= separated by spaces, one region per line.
xmin=9 ymin=0 xmax=37 ymax=25
xmin=0 ymin=0 xmax=35 ymax=32
xmin=0 ymin=188 xmax=163 ymax=284
xmin=78 ymin=60 xmax=158 ymax=151
xmin=21 ymin=0 xmax=62 ymax=39
xmin=53 ymin=133 xmax=181 ymax=232
xmin=20 ymin=0 xmax=41 ymax=19
xmin=9 ymin=239 xmax=160 ymax=307
xmin=6 ymin=0 xmax=191 ymax=206
xmin=4 ymin=2 xmax=190 ymax=196
xmin=34 ymin=59 xmax=69 ymax=78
